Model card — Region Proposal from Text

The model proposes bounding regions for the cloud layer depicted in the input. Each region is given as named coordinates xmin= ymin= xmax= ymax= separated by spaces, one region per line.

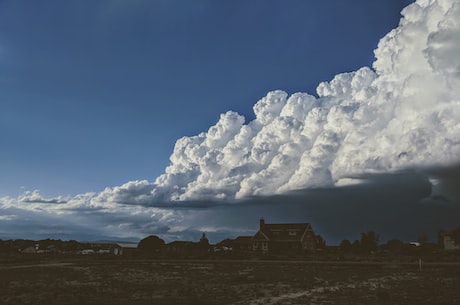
xmin=1 ymin=168 xmax=459 ymax=243
xmin=1 ymin=0 xmax=460 ymax=242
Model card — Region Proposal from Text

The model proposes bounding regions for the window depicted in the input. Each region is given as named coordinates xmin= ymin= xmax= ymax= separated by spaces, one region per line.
xmin=288 ymin=231 xmax=297 ymax=236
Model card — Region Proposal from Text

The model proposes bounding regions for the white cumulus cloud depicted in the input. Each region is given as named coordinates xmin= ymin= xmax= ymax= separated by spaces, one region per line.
xmin=144 ymin=0 xmax=460 ymax=201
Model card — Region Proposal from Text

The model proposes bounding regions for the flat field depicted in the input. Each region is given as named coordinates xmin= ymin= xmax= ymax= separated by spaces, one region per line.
xmin=1 ymin=258 xmax=459 ymax=305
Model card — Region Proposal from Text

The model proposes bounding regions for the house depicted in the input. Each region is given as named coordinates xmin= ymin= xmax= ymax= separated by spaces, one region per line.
xmin=163 ymin=233 xmax=211 ymax=257
xmin=164 ymin=241 xmax=195 ymax=255
xmin=440 ymin=229 xmax=460 ymax=250
xmin=116 ymin=243 xmax=138 ymax=256
xmin=252 ymin=218 xmax=317 ymax=254
xmin=233 ymin=236 xmax=253 ymax=253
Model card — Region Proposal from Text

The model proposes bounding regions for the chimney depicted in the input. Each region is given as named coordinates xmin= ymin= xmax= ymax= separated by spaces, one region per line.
xmin=260 ymin=218 xmax=265 ymax=229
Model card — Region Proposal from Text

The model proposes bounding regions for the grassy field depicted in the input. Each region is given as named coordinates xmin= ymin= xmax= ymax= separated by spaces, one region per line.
xmin=1 ymin=258 xmax=460 ymax=305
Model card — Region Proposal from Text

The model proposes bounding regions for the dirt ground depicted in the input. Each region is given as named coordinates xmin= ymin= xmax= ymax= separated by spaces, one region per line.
xmin=1 ymin=258 xmax=459 ymax=305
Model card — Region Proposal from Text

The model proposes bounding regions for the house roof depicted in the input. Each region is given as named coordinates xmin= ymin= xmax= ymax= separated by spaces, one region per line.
xmin=254 ymin=223 xmax=313 ymax=242
xmin=234 ymin=236 xmax=253 ymax=243
xmin=116 ymin=243 xmax=137 ymax=248
xmin=166 ymin=241 xmax=195 ymax=247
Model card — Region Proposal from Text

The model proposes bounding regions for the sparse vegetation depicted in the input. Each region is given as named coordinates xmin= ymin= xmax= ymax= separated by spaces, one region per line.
xmin=0 ymin=259 xmax=459 ymax=305
xmin=137 ymin=235 xmax=165 ymax=253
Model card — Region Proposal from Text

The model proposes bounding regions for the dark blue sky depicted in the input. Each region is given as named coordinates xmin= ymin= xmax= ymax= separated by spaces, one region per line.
xmin=0 ymin=0 xmax=413 ymax=197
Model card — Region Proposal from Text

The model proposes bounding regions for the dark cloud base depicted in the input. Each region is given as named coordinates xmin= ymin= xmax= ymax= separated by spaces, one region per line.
xmin=164 ymin=167 xmax=460 ymax=245
xmin=1 ymin=166 xmax=459 ymax=245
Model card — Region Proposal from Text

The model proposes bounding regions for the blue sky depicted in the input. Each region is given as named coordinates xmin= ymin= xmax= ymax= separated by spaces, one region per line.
xmin=1 ymin=0 xmax=413 ymax=198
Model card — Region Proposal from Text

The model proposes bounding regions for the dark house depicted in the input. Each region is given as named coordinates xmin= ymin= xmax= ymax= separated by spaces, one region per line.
xmin=232 ymin=236 xmax=253 ymax=253
xmin=252 ymin=218 xmax=317 ymax=254
xmin=439 ymin=228 xmax=460 ymax=250
xmin=164 ymin=241 xmax=196 ymax=255
xmin=163 ymin=233 xmax=211 ymax=256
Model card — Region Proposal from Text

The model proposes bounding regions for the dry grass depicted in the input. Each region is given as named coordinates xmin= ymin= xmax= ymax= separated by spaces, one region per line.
xmin=1 ymin=259 xmax=459 ymax=305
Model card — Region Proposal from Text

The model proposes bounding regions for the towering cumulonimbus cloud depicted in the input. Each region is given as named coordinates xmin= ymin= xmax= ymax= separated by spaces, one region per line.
xmin=108 ymin=0 xmax=460 ymax=203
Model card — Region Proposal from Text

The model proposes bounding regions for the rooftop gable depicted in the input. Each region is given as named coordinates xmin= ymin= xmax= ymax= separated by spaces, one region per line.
xmin=254 ymin=221 xmax=314 ymax=242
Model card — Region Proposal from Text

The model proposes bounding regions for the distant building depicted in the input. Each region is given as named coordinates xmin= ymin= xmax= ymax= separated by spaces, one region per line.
xmin=164 ymin=241 xmax=196 ymax=255
xmin=233 ymin=236 xmax=253 ymax=253
xmin=199 ymin=232 xmax=209 ymax=247
xmin=252 ymin=218 xmax=317 ymax=255
xmin=21 ymin=246 xmax=37 ymax=254
xmin=115 ymin=243 xmax=137 ymax=256
xmin=440 ymin=229 xmax=460 ymax=250
xmin=163 ymin=233 xmax=211 ymax=256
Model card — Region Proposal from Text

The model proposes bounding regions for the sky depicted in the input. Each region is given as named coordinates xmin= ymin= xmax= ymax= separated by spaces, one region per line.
xmin=1 ymin=0 xmax=460 ymax=244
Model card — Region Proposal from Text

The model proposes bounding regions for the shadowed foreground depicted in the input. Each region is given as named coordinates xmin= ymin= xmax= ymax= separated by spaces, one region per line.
xmin=1 ymin=259 xmax=459 ymax=305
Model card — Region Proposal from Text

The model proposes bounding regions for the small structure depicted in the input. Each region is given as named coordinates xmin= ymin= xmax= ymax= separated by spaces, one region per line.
xmin=199 ymin=232 xmax=209 ymax=246
xmin=252 ymin=218 xmax=317 ymax=254
xmin=79 ymin=249 xmax=95 ymax=255
xmin=21 ymin=246 xmax=37 ymax=254
xmin=115 ymin=242 xmax=140 ymax=256
xmin=440 ymin=229 xmax=460 ymax=250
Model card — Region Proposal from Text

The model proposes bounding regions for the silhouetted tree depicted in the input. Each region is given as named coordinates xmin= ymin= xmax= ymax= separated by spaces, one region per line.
xmin=452 ymin=228 xmax=460 ymax=244
xmin=384 ymin=239 xmax=405 ymax=252
xmin=138 ymin=235 xmax=165 ymax=253
xmin=316 ymin=235 xmax=326 ymax=249
xmin=0 ymin=240 xmax=6 ymax=253
xmin=339 ymin=239 xmax=352 ymax=252
xmin=198 ymin=233 xmax=211 ymax=254
xmin=438 ymin=230 xmax=446 ymax=245
xmin=360 ymin=231 xmax=379 ymax=253
xmin=417 ymin=234 xmax=429 ymax=245
xmin=199 ymin=232 xmax=209 ymax=246
xmin=351 ymin=239 xmax=361 ymax=252
xmin=62 ymin=240 xmax=81 ymax=251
